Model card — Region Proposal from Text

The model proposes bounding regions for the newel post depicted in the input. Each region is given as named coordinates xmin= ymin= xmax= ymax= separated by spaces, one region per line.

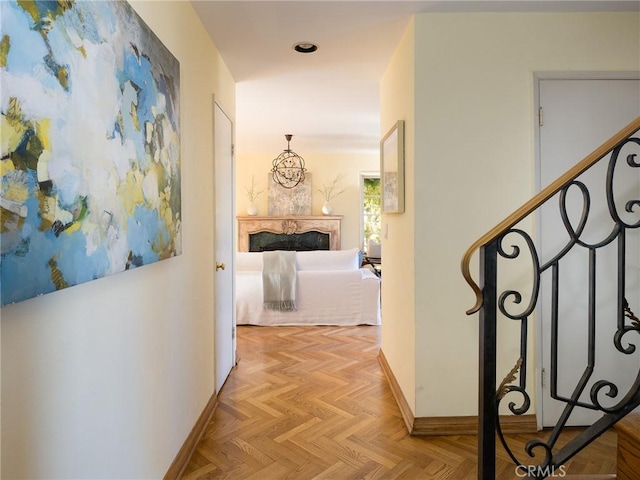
xmin=478 ymin=240 xmax=498 ymax=480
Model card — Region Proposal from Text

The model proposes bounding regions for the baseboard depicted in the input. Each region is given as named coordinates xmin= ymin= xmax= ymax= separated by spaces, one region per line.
xmin=378 ymin=349 xmax=415 ymax=433
xmin=412 ymin=413 xmax=537 ymax=436
xmin=378 ymin=349 xmax=537 ymax=436
xmin=164 ymin=391 xmax=218 ymax=480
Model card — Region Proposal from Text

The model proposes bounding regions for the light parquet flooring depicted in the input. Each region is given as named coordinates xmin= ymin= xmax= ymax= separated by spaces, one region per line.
xmin=182 ymin=325 xmax=617 ymax=480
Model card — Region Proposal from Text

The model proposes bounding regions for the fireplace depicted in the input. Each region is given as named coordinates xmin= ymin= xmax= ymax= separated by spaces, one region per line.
xmin=237 ymin=216 xmax=342 ymax=252
xmin=249 ymin=231 xmax=330 ymax=251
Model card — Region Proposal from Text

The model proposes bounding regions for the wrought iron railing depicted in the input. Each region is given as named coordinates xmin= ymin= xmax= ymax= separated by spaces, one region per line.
xmin=461 ymin=116 xmax=640 ymax=480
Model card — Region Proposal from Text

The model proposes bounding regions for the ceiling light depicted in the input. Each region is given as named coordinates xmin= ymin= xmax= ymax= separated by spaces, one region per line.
xmin=272 ymin=134 xmax=306 ymax=189
xmin=293 ymin=42 xmax=318 ymax=54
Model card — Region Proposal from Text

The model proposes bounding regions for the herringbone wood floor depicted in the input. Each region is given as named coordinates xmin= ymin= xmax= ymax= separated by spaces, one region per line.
xmin=182 ymin=326 xmax=617 ymax=479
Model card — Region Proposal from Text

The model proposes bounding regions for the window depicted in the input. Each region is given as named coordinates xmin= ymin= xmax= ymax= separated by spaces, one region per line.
xmin=360 ymin=173 xmax=381 ymax=254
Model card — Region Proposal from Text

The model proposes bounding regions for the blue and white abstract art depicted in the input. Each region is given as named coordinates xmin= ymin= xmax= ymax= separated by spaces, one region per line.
xmin=1 ymin=0 xmax=181 ymax=306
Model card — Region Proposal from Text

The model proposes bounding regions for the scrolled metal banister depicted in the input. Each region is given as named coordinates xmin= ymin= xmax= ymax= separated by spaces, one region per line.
xmin=462 ymin=116 xmax=640 ymax=316
xmin=462 ymin=116 xmax=640 ymax=480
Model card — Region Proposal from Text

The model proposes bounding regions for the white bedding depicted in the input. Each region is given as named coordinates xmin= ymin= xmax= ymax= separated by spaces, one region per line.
xmin=236 ymin=250 xmax=381 ymax=326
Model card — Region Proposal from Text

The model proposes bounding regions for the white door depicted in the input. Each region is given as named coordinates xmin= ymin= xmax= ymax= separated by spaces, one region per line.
xmin=214 ymin=101 xmax=236 ymax=393
xmin=538 ymin=78 xmax=640 ymax=426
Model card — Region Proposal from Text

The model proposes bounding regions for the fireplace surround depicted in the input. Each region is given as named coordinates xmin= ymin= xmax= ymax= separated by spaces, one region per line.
xmin=237 ymin=216 xmax=342 ymax=252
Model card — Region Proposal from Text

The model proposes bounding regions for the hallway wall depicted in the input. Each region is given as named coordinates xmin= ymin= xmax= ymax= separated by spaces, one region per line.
xmin=380 ymin=18 xmax=417 ymax=415
xmin=380 ymin=11 xmax=640 ymax=421
xmin=412 ymin=11 xmax=640 ymax=418
xmin=0 ymin=2 xmax=235 ymax=477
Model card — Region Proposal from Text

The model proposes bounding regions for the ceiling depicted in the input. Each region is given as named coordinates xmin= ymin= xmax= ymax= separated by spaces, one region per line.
xmin=191 ymin=1 xmax=639 ymax=157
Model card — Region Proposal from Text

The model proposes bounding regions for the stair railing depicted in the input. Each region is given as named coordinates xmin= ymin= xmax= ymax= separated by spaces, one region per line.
xmin=461 ymin=116 xmax=640 ymax=480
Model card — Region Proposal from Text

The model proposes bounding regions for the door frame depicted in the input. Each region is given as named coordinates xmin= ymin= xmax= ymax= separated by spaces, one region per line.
xmin=533 ymin=71 xmax=640 ymax=429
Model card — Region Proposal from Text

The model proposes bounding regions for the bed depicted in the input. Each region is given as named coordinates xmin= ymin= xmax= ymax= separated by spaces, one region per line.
xmin=236 ymin=248 xmax=381 ymax=326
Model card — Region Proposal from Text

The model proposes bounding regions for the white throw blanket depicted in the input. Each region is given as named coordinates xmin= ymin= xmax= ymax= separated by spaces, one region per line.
xmin=262 ymin=251 xmax=297 ymax=311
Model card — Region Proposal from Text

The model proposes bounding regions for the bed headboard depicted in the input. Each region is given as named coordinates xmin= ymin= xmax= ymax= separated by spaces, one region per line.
xmin=237 ymin=216 xmax=343 ymax=252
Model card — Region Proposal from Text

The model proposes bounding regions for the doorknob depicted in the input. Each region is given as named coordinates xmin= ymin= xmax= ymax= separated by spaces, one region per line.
xmin=216 ymin=262 xmax=226 ymax=271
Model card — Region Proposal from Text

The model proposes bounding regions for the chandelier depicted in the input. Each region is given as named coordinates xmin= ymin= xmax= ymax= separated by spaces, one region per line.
xmin=271 ymin=134 xmax=306 ymax=189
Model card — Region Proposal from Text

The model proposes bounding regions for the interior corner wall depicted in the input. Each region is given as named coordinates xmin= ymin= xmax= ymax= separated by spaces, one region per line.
xmin=380 ymin=18 xmax=416 ymax=415
xmin=235 ymin=152 xmax=379 ymax=250
xmin=412 ymin=12 xmax=640 ymax=418
xmin=0 ymin=1 xmax=235 ymax=478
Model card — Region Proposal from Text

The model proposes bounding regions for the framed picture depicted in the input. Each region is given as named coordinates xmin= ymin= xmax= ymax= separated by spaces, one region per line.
xmin=380 ymin=120 xmax=405 ymax=213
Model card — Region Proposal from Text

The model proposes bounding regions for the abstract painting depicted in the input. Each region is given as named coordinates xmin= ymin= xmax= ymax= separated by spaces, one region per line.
xmin=1 ymin=0 xmax=181 ymax=306
xmin=268 ymin=173 xmax=312 ymax=216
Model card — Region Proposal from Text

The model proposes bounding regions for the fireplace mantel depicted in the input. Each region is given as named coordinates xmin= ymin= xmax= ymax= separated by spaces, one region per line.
xmin=237 ymin=216 xmax=343 ymax=252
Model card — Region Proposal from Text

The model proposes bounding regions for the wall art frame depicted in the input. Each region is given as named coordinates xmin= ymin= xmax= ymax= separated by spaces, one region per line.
xmin=380 ymin=120 xmax=405 ymax=214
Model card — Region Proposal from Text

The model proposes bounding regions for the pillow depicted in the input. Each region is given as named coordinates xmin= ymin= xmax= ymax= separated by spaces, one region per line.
xmin=236 ymin=252 xmax=263 ymax=271
xmin=296 ymin=248 xmax=360 ymax=271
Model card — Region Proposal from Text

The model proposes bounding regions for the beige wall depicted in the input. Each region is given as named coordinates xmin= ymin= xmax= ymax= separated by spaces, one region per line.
xmin=236 ymin=152 xmax=379 ymax=250
xmin=381 ymin=12 xmax=640 ymax=419
xmin=380 ymin=19 xmax=417 ymax=412
xmin=1 ymin=2 xmax=235 ymax=477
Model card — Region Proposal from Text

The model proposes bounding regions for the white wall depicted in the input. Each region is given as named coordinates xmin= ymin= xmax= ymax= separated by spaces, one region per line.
xmin=236 ymin=152 xmax=379 ymax=250
xmin=1 ymin=1 xmax=235 ymax=478
xmin=380 ymin=19 xmax=417 ymax=413
xmin=390 ymin=12 xmax=640 ymax=418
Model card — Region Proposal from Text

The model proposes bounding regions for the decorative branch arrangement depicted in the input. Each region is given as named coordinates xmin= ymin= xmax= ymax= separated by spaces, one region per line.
xmin=245 ymin=175 xmax=263 ymax=202
xmin=317 ymin=174 xmax=346 ymax=202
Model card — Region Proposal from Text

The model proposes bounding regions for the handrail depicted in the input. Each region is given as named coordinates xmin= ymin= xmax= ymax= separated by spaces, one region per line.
xmin=461 ymin=116 xmax=640 ymax=315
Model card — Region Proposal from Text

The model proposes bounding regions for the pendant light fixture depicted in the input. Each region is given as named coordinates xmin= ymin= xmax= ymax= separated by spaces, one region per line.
xmin=271 ymin=134 xmax=306 ymax=189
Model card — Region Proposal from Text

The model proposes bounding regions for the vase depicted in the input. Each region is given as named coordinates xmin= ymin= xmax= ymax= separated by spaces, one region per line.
xmin=321 ymin=202 xmax=333 ymax=215
xmin=247 ymin=203 xmax=258 ymax=216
